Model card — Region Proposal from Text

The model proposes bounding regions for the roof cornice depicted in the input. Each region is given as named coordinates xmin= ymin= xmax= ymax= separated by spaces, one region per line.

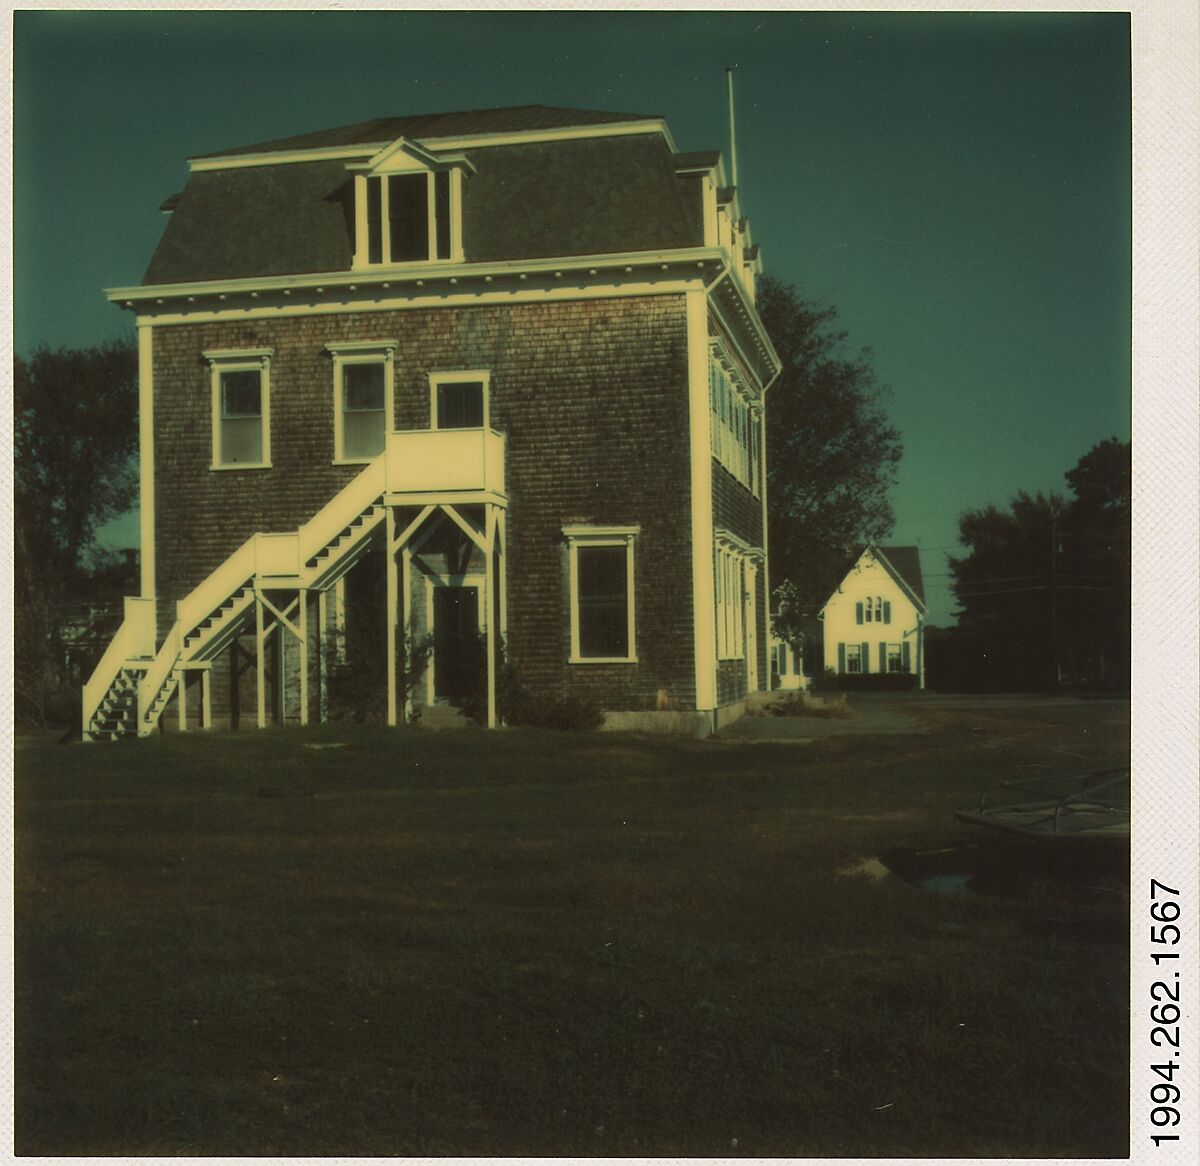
xmin=708 ymin=264 xmax=782 ymax=388
xmin=189 ymin=118 xmax=677 ymax=173
xmin=108 ymin=248 xmax=728 ymax=305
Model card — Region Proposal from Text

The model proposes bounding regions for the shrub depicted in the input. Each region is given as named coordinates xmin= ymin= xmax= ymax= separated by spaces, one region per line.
xmin=834 ymin=672 xmax=920 ymax=692
xmin=519 ymin=695 xmax=605 ymax=732
xmin=327 ymin=628 xmax=433 ymax=723
xmin=769 ymin=692 xmax=854 ymax=720
xmin=460 ymin=639 xmax=603 ymax=731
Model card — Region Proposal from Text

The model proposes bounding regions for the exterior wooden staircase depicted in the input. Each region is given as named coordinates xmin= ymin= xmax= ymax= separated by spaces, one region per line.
xmin=82 ymin=427 xmax=507 ymax=740
xmin=82 ymin=459 xmax=389 ymax=740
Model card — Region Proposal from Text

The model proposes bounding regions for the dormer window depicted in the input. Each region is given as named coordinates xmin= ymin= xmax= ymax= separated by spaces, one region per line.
xmin=363 ymin=172 xmax=452 ymax=264
xmin=350 ymin=138 xmax=469 ymax=269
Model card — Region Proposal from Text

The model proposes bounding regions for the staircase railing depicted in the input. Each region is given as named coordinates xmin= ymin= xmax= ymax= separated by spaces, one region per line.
xmin=176 ymin=536 xmax=258 ymax=641
xmin=137 ymin=620 xmax=181 ymax=734
xmin=298 ymin=453 xmax=387 ymax=566
xmin=86 ymin=436 xmax=505 ymax=737
xmin=81 ymin=596 xmax=157 ymax=736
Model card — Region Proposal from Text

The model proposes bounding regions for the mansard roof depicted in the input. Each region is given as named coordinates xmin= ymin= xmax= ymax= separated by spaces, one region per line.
xmin=195 ymin=105 xmax=663 ymax=159
xmin=143 ymin=110 xmax=705 ymax=286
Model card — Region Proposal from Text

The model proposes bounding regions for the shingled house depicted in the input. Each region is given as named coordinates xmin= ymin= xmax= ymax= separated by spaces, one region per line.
xmin=83 ymin=105 xmax=780 ymax=739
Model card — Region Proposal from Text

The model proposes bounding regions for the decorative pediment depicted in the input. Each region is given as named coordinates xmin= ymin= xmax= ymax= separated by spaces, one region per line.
xmin=347 ymin=136 xmax=476 ymax=176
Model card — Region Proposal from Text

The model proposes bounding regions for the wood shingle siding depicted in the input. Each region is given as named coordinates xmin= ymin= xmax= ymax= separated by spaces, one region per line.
xmin=462 ymin=136 xmax=698 ymax=262
xmin=145 ymin=136 xmax=701 ymax=287
xmin=144 ymin=163 xmax=355 ymax=285
xmin=152 ymin=293 xmax=696 ymax=711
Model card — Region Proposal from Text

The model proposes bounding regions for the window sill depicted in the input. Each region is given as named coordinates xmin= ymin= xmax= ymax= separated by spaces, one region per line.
xmin=351 ymin=256 xmax=463 ymax=273
xmin=210 ymin=462 xmax=272 ymax=472
xmin=569 ymin=655 xmax=638 ymax=665
xmin=332 ymin=456 xmax=378 ymax=467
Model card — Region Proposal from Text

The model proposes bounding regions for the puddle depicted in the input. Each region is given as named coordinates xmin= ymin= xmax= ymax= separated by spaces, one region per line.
xmin=881 ymin=845 xmax=984 ymax=893
xmin=872 ymin=843 xmax=1129 ymax=934
xmin=916 ymin=872 xmax=974 ymax=896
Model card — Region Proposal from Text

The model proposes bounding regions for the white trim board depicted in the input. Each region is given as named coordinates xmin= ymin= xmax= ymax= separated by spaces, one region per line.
xmin=188 ymin=119 xmax=677 ymax=173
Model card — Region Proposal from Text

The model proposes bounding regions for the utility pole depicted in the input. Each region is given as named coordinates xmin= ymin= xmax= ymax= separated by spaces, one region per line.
xmin=1049 ymin=512 xmax=1060 ymax=688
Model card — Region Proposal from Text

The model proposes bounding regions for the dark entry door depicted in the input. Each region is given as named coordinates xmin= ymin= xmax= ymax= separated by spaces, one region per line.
xmin=433 ymin=586 xmax=479 ymax=703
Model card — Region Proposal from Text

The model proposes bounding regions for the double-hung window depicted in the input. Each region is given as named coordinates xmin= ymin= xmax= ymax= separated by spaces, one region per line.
xmin=885 ymin=643 xmax=904 ymax=674
xmin=206 ymin=349 xmax=273 ymax=470
xmin=708 ymin=345 xmax=760 ymax=495
xmin=327 ymin=341 xmax=397 ymax=463
xmin=715 ymin=545 xmax=746 ymax=660
xmin=844 ymin=643 xmax=863 ymax=674
xmin=564 ymin=526 xmax=637 ymax=663
xmin=856 ymin=597 xmax=892 ymax=625
xmin=430 ymin=371 xmax=489 ymax=430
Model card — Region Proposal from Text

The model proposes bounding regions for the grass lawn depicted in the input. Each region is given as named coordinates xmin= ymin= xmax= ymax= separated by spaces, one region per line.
xmin=14 ymin=698 xmax=1129 ymax=1157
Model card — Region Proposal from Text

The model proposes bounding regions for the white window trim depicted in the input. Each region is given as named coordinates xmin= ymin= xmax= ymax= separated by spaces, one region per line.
xmin=205 ymin=348 xmax=273 ymax=471
xmin=716 ymin=545 xmax=746 ymax=661
xmin=326 ymin=340 xmax=398 ymax=464
xmin=708 ymin=342 xmax=761 ymax=495
xmin=352 ymin=168 xmax=464 ymax=270
xmin=845 ymin=643 xmax=863 ymax=674
xmin=429 ymin=369 xmax=491 ymax=431
xmin=563 ymin=525 xmax=638 ymax=665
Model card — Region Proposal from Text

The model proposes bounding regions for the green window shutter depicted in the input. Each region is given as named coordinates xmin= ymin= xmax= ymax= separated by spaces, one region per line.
xmin=902 ymin=641 xmax=912 ymax=672
xmin=855 ymin=602 xmax=863 ymax=625
xmin=879 ymin=642 xmax=887 ymax=672
xmin=861 ymin=642 xmax=870 ymax=673
xmin=883 ymin=600 xmax=892 ymax=624
xmin=838 ymin=643 xmax=846 ymax=673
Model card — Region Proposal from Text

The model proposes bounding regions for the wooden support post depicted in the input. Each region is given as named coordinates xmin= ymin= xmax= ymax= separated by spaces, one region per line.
xmin=256 ymin=593 xmax=267 ymax=729
xmin=333 ymin=577 xmax=347 ymax=664
xmin=485 ymin=506 xmax=497 ymax=729
xmin=317 ymin=589 xmax=328 ymax=722
xmin=201 ymin=668 xmax=212 ymax=730
xmin=385 ymin=508 xmax=398 ymax=727
xmin=177 ymin=669 xmax=187 ymax=732
xmin=401 ymin=547 xmax=413 ymax=722
xmin=498 ymin=510 xmax=508 ymax=638
xmin=297 ymin=589 xmax=308 ymax=726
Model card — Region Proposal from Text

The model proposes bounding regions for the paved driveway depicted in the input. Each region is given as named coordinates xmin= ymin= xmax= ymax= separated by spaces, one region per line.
xmin=720 ymin=693 xmax=928 ymax=741
xmin=719 ymin=692 xmax=1129 ymax=742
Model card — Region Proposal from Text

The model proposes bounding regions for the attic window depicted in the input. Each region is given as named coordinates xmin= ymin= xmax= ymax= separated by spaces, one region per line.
xmin=356 ymin=171 xmax=457 ymax=267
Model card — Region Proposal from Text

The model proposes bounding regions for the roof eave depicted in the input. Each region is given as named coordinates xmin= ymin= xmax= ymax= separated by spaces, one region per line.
xmin=106 ymin=246 xmax=730 ymax=307
xmin=868 ymin=545 xmax=928 ymax=613
xmin=188 ymin=117 xmax=678 ymax=173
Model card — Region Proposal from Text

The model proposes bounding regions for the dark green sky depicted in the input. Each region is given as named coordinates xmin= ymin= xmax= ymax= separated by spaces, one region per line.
xmin=14 ymin=10 xmax=1131 ymax=623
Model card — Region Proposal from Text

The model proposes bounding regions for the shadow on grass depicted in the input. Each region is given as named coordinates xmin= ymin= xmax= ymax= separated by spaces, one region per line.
xmin=15 ymin=707 xmax=1129 ymax=1157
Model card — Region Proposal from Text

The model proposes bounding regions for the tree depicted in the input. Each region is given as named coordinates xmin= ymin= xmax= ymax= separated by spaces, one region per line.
xmin=758 ymin=276 xmax=902 ymax=645
xmin=14 ymin=337 xmax=139 ymax=724
xmin=944 ymin=440 xmax=1130 ymax=691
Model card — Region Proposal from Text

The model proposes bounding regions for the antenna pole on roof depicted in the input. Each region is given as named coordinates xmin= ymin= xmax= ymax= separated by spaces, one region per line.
xmin=726 ymin=65 xmax=739 ymax=191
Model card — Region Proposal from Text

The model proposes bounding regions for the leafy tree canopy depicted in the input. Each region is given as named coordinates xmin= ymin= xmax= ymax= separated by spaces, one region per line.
xmin=758 ymin=276 xmax=902 ymax=636
xmin=942 ymin=439 xmax=1130 ymax=691
xmin=15 ymin=337 xmax=139 ymax=597
xmin=14 ymin=337 xmax=139 ymax=724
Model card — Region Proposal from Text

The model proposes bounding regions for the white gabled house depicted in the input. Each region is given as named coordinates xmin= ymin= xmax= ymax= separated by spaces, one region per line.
xmin=819 ymin=545 xmax=926 ymax=687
